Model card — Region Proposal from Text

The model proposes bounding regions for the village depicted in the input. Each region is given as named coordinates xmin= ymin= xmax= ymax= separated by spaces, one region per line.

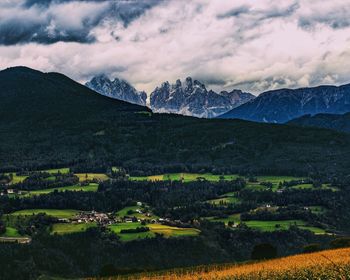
xmin=60 ymin=202 xmax=175 ymax=228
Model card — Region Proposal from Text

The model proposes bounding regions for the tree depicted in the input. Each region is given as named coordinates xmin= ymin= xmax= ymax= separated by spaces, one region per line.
xmin=0 ymin=220 xmax=5 ymax=235
xmin=303 ymin=243 xmax=321 ymax=253
xmin=251 ymin=243 xmax=277 ymax=260
xmin=227 ymin=221 xmax=234 ymax=227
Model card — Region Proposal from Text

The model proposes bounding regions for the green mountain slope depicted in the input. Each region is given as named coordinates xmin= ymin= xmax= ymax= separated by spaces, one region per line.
xmin=1 ymin=66 xmax=350 ymax=175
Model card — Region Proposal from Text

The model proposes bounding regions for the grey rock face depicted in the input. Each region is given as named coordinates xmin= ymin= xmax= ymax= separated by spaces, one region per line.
xmin=86 ymin=75 xmax=147 ymax=106
xmin=150 ymin=77 xmax=254 ymax=118
xmin=220 ymin=84 xmax=350 ymax=123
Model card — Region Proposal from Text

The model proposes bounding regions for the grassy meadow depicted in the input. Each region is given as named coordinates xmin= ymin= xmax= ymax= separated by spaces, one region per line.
xmin=205 ymin=216 xmax=325 ymax=234
xmin=75 ymin=173 xmax=109 ymax=182
xmin=129 ymin=173 xmax=239 ymax=182
xmin=23 ymin=183 xmax=99 ymax=197
xmin=243 ymin=220 xmax=326 ymax=234
xmin=9 ymin=209 xmax=80 ymax=219
xmin=116 ymin=206 xmax=159 ymax=220
xmin=1 ymin=227 xmax=21 ymax=238
xmin=108 ymin=222 xmax=200 ymax=242
xmin=51 ymin=223 xmax=97 ymax=235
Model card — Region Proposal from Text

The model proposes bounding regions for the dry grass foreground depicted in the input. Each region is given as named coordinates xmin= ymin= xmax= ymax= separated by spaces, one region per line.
xmin=93 ymin=248 xmax=350 ymax=280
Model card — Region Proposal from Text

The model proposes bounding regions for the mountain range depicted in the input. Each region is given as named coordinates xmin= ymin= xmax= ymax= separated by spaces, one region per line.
xmin=1 ymin=66 xmax=349 ymax=175
xmin=86 ymin=75 xmax=147 ymax=106
xmin=150 ymin=77 xmax=254 ymax=118
xmin=219 ymin=84 xmax=350 ymax=123
xmin=87 ymin=74 xmax=350 ymax=123
xmin=86 ymin=75 xmax=255 ymax=118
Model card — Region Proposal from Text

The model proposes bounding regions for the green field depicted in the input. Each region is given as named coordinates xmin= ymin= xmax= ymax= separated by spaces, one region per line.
xmin=243 ymin=220 xmax=326 ymax=234
xmin=244 ymin=176 xmax=307 ymax=192
xmin=5 ymin=168 xmax=70 ymax=184
xmin=10 ymin=209 xmax=80 ymax=219
xmin=292 ymin=183 xmax=339 ymax=191
xmin=130 ymin=173 xmax=239 ymax=182
xmin=208 ymin=196 xmax=240 ymax=205
xmin=51 ymin=223 xmax=97 ymax=235
xmin=206 ymin=216 xmax=325 ymax=234
xmin=109 ymin=222 xmax=155 ymax=241
xmin=75 ymin=173 xmax=109 ymax=182
xmin=108 ymin=222 xmax=200 ymax=242
xmin=1 ymin=227 xmax=21 ymax=237
xmin=148 ymin=224 xmax=200 ymax=237
xmin=309 ymin=206 xmax=327 ymax=214
xmin=116 ymin=206 xmax=159 ymax=220
xmin=44 ymin=168 xmax=70 ymax=174
xmin=23 ymin=183 xmax=98 ymax=197
xmin=5 ymin=173 xmax=28 ymax=184
xmin=206 ymin=214 xmax=241 ymax=225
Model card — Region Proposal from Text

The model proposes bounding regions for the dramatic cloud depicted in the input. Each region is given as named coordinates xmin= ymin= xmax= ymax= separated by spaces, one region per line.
xmin=0 ymin=0 xmax=350 ymax=95
xmin=0 ymin=0 xmax=162 ymax=44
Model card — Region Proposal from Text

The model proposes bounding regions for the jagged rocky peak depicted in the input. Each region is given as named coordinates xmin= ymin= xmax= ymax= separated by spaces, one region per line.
xmin=86 ymin=75 xmax=147 ymax=106
xmin=150 ymin=77 xmax=255 ymax=118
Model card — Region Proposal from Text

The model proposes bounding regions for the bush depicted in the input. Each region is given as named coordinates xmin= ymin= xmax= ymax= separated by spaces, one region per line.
xmin=251 ymin=243 xmax=277 ymax=260
xmin=330 ymin=237 xmax=350 ymax=249
xmin=303 ymin=243 xmax=321 ymax=253
xmin=120 ymin=227 xmax=150 ymax=234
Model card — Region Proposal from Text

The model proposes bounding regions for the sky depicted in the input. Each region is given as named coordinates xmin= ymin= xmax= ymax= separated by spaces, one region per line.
xmin=0 ymin=0 xmax=350 ymax=95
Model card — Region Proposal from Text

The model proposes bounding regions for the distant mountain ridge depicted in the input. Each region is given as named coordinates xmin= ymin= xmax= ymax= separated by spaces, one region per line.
xmin=288 ymin=112 xmax=350 ymax=133
xmin=219 ymin=84 xmax=350 ymax=123
xmin=150 ymin=77 xmax=255 ymax=118
xmin=86 ymin=75 xmax=147 ymax=106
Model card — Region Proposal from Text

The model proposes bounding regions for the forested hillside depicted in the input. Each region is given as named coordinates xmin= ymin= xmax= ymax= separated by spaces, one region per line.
xmin=1 ymin=67 xmax=350 ymax=175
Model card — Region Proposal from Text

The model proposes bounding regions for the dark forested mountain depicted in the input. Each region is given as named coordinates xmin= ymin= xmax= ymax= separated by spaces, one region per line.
xmin=288 ymin=113 xmax=350 ymax=133
xmin=219 ymin=84 xmax=350 ymax=123
xmin=1 ymin=66 xmax=350 ymax=175
xmin=150 ymin=77 xmax=255 ymax=118
xmin=86 ymin=75 xmax=147 ymax=106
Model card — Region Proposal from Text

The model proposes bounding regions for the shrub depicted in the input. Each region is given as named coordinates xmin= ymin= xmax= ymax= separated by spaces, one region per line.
xmin=251 ymin=243 xmax=277 ymax=260
xmin=330 ymin=237 xmax=350 ymax=249
xmin=303 ymin=243 xmax=321 ymax=253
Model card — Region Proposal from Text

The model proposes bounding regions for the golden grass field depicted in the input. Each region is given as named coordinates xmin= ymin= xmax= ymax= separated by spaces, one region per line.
xmin=92 ymin=247 xmax=350 ymax=280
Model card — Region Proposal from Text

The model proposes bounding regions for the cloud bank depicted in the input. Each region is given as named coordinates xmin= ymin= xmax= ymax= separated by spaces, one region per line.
xmin=0 ymin=0 xmax=350 ymax=94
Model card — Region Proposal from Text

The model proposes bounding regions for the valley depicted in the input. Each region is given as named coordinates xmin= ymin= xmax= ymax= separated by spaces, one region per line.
xmin=0 ymin=67 xmax=349 ymax=280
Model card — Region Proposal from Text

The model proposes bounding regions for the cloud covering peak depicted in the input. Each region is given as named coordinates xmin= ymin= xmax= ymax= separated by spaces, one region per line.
xmin=0 ymin=0 xmax=350 ymax=94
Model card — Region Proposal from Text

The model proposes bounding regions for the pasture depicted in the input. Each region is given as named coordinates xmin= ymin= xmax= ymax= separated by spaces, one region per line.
xmin=75 ymin=173 xmax=109 ymax=182
xmin=23 ymin=183 xmax=99 ymax=197
xmin=109 ymin=222 xmax=155 ymax=241
xmin=207 ymin=196 xmax=240 ymax=205
xmin=129 ymin=173 xmax=239 ymax=182
xmin=243 ymin=220 xmax=326 ymax=234
xmin=206 ymin=214 xmax=241 ymax=225
xmin=10 ymin=209 xmax=80 ymax=219
xmin=51 ymin=223 xmax=97 ymax=235
xmin=44 ymin=168 xmax=70 ymax=174
xmin=148 ymin=224 xmax=200 ymax=237
xmin=1 ymin=227 xmax=21 ymax=238
xmin=108 ymin=222 xmax=200 ymax=242
xmin=116 ymin=206 xmax=159 ymax=220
